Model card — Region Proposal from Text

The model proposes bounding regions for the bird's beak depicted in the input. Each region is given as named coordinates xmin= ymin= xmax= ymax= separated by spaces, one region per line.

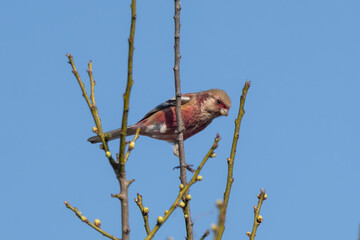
xmin=220 ymin=108 xmax=228 ymax=116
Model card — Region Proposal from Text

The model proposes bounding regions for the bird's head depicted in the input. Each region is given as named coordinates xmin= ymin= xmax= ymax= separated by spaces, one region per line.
xmin=203 ymin=89 xmax=231 ymax=117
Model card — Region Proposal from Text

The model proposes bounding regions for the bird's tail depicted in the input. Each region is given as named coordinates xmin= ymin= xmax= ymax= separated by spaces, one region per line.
xmin=87 ymin=124 xmax=139 ymax=143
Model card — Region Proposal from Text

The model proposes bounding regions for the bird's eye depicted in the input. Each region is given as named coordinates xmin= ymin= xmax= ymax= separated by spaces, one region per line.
xmin=217 ymin=99 xmax=222 ymax=104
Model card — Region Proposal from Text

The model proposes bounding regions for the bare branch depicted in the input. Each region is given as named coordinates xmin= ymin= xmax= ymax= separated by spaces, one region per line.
xmin=134 ymin=193 xmax=151 ymax=235
xmin=115 ymin=1 xmax=137 ymax=239
xmin=173 ymin=0 xmax=193 ymax=238
xmin=119 ymin=0 xmax=136 ymax=170
xmin=215 ymin=81 xmax=251 ymax=239
xmin=64 ymin=201 xmax=120 ymax=240
xmin=145 ymin=134 xmax=221 ymax=240
xmin=124 ymin=128 xmax=140 ymax=163
xmin=67 ymin=1 xmax=137 ymax=239
xmin=247 ymin=189 xmax=267 ymax=240
xmin=66 ymin=54 xmax=118 ymax=169
xmin=199 ymin=229 xmax=210 ymax=240
xmin=173 ymin=0 xmax=185 ymax=181
xmin=87 ymin=60 xmax=96 ymax=106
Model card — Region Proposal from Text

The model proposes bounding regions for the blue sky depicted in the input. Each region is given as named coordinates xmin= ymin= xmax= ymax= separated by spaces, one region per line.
xmin=1 ymin=0 xmax=359 ymax=239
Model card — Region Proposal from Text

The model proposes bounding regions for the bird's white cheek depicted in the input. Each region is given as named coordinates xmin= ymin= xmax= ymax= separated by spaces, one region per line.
xmin=201 ymin=98 xmax=216 ymax=113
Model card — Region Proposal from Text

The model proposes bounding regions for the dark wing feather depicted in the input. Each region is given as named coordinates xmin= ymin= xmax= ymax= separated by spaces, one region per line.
xmin=138 ymin=96 xmax=191 ymax=122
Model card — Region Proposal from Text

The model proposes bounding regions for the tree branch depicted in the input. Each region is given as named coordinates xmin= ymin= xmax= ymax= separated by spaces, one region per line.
xmin=134 ymin=193 xmax=151 ymax=235
xmin=145 ymin=134 xmax=221 ymax=240
xmin=173 ymin=0 xmax=193 ymax=238
xmin=215 ymin=81 xmax=251 ymax=239
xmin=64 ymin=201 xmax=120 ymax=240
xmin=124 ymin=128 xmax=140 ymax=163
xmin=119 ymin=0 xmax=136 ymax=171
xmin=66 ymin=54 xmax=118 ymax=169
xmin=247 ymin=189 xmax=267 ymax=240
xmin=199 ymin=229 xmax=210 ymax=240
xmin=116 ymin=1 xmax=137 ymax=239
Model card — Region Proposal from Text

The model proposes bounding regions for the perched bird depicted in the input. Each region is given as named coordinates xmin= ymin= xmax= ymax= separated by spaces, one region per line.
xmin=88 ymin=89 xmax=231 ymax=155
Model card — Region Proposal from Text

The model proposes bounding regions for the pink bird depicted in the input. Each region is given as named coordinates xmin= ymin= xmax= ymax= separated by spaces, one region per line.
xmin=88 ymin=89 xmax=231 ymax=155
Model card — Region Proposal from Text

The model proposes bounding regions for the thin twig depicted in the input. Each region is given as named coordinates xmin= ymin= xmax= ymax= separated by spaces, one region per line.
xmin=144 ymin=134 xmax=221 ymax=240
xmin=200 ymin=229 xmax=210 ymax=240
xmin=119 ymin=0 xmax=136 ymax=170
xmin=215 ymin=81 xmax=251 ymax=240
xmin=124 ymin=128 xmax=140 ymax=163
xmin=116 ymin=1 xmax=137 ymax=239
xmin=135 ymin=193 xmax=151 ymax=236
xmin=88 ymin=61 xmax=96 ymax=106
xmin=64 ymin=201 xmax=120 ymax=240
xmin=67 ymin=54 xmax=117 ymax=169
xmin=248 ymin=189 xmax=267 ymax=240
xmin=173 ymin=0 xmax=193 ymax=238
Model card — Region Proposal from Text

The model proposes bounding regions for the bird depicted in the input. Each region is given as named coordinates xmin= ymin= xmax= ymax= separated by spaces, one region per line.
xmin=88 ymin=89 xmax=231 ymax=155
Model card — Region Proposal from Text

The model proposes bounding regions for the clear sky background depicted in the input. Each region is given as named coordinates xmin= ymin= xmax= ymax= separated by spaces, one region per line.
xmin=1 ymin=0 xmax=359 ymax=239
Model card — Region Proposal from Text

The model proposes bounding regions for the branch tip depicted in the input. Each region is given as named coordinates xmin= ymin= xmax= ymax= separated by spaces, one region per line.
xmin=128 ymin=179 xmax=135 ymax=186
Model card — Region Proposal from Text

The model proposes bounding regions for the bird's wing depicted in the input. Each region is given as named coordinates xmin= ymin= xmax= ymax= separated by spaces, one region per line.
xmin=139 ymin=96 xmax=191 ymax=122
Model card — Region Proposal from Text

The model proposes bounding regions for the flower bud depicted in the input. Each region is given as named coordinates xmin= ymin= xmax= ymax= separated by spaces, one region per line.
xmin=210 ymin=152 xmax=216 ymax=158
xmin=178 ymin=202 xmax=185 ymax=208
xmin=157 ymin=216 xmax=164 ymax=224
xmin=246 ymin=232 xmax=251 ymax=236
xmin=92 ymin=127 xmax=98 ymax=133
xmin=143 ymin=207 xmax=149 ymax=215
xmin=186 ymin=195 xmax=192 ymax=201
xmin=179 ymin=184 xmax=184 ymax=189
xmin=81 ymin=216 xmax=87 ymax=222
xmin=94 ymin=219 xmax=101 ymax=227
xmin=196 ymin=175 xmax=203 ymax=181
xmin=257 ymin=215 xmax=263 ymax=223
xmin=105 ymin=151 xmax=111 ymax=158
xmin=210 ymin=224 xmax=218 ymax=231
xmin=129 ymin=141 xmax=135 ymax=150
